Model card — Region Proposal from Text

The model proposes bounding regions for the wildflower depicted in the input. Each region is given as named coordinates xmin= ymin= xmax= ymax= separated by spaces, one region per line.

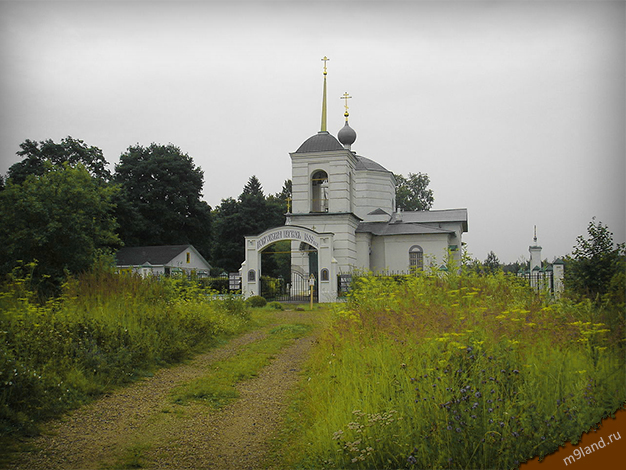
xmin=407 ymin=455 xmax=417 ymax=465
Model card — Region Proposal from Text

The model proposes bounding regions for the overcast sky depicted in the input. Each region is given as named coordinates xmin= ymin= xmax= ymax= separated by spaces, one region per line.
xmin=1 ymin=0 xmax=624 ymax=263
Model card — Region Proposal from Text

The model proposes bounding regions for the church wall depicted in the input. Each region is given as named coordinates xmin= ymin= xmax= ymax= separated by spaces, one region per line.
xmin=355 ymin=232 xmax=372 ymax=271
xmin=369 ymin=234 xmax=453 ymax=273
xmin=370 ymin=236 xmax=387 ymax=272
xmin=288 ymin=213 xmax=359 ymax=274
xmin=354 ymin=171 xmax=395 ymax=219
xmin=290 ymin=151 xmax=357 ymax=215
xmin=328 ymin=160 xmax=353 ymax=213
xmin=290 ymin=159 xmax=310 ymax=214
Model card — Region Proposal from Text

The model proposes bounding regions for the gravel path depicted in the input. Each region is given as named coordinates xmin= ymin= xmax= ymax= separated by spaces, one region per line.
xmin=8 ymin=310 xmax=320 ymax=470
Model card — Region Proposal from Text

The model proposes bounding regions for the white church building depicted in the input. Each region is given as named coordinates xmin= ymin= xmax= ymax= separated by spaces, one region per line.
xmin=242 ymin=58 xmax=468 ymax=302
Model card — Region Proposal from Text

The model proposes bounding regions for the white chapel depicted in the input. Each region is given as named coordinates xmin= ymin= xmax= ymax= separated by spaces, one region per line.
xmin=242 ymin=58 xmax=468 ymax=302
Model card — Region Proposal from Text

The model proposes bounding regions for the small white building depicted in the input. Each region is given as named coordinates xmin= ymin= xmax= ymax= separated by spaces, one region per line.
xmin=115 ymin=244 xmax=211 ymax=278
xmin=519 ymin=228 xmax=564 ymax=296
xmin=242 ymin=59 xmax=468 ymax=301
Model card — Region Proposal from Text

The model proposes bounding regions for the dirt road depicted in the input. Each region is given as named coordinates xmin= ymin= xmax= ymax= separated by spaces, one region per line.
xmin=8 ymin=310 xmax=320 ymax=470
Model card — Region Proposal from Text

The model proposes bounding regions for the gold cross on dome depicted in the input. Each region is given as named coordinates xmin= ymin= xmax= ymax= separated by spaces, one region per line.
xmin=321 ymin=56 xmax=329 ymax=75
xmin=341 ymin=91 xmax=352 ymax=119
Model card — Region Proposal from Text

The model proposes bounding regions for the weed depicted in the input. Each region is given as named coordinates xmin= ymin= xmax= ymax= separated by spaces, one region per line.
xmin=0 ymin=268 xmax=251 ymax=442
xmin=276 ymin=273 xmax=626 ymax=469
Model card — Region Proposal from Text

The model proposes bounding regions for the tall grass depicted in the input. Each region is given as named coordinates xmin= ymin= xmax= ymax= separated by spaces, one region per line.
xmin=0 ymin=264 xmax=250 ymax=438
xmin=281 ymin=272 xmax=625 ymax=469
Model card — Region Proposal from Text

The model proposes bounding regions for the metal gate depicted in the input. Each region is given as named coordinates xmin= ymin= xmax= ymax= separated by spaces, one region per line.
xmin=261 ymin=270 xmax=317 ymax=303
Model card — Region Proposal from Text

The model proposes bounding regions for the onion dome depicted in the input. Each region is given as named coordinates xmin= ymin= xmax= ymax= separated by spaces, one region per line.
xmin=338 ymin=121 xmax=357 ymax=148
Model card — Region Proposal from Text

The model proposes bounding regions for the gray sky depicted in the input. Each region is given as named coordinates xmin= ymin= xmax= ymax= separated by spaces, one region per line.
xmin=1 ymin=0 xmax=624 ymax=263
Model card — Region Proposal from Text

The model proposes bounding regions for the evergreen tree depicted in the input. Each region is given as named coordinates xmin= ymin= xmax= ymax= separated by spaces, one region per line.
xmin=483 ymin=251 xmax=501 ymax=274
xmin=211 ymin=176 xmax=287 ymax=273
xmin=565 ymin=218 xmax=625 ymax=301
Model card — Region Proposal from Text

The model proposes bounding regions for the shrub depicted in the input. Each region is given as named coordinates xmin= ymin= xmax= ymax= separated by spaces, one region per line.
xmin=246 ymin=295 xmax=267 ymax=308
xmin=0 ymin=268 xmax=250 ymax=439
xmin=267 ymin=301 xmax=284 ymax=310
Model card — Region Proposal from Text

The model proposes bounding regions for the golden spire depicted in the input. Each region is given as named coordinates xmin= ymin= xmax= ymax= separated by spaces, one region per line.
xmin=320 ymin=56 xmax=329 ymax=132
xmin=341 ymin=91 xmax=352 ymax=122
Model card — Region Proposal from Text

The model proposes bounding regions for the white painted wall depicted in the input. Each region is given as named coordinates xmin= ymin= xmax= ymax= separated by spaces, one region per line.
xmin=353 ymin=171 xmax=395 ymax=218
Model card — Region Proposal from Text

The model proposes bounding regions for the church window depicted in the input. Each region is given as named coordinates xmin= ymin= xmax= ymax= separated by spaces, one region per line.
xmin=311 ymin=170 xmax=329 ymax=213
xmin=186 ymin=252 xmax=191 ymax=263
xmin=248 ymin=269 xmax=256 ymax=282
xmin=320 ymin=268 xmax=329 ymax=281
xmin=409 ymin=245 xmax=423 ymax=272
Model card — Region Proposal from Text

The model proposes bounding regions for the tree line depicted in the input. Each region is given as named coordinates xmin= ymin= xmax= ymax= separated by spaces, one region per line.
xmin=0 ymin=136 xmax=433 ymax=294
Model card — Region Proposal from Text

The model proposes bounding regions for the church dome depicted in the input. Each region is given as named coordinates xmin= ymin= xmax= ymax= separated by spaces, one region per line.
xmin=338 ymin=121 xmax=357 ymax=147
xmin=294 ymin=131 xmax=344 ymax=153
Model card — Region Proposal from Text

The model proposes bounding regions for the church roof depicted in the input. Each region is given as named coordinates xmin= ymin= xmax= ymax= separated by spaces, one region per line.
xmin=368 ymin=208 xmax=391 ymax=215
xmin=355 ymin=155 xmax=390 ymax=173
xmin=391 ymin=208 xmax=468 ymax=227
xmin=357 ymin=208 xmax=469 ymax=236
xmin=357 ymin=222 xmax=454 ymax=236
xmin=294 ymin=131 xmax=345 ymax=153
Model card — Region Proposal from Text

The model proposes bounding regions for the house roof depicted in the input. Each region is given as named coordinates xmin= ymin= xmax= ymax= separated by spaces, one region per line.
xmin=116 ymin=245 xmax=205 ymax=267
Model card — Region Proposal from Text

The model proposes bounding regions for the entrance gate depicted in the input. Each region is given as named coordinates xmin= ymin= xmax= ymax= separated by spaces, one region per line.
xmin=261 ymin=270 xmax=318 ymax=302
xmin=242 ymin=225 xmax=337 ymax=302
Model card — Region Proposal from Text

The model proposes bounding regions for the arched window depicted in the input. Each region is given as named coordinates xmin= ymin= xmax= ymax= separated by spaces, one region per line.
xmin=409 ymin=245 xmax=423 ymax=272
xmin=311 ymin=170 xmax=329 ymax=213
xmin=248 ymin=269 xmax=256 ymax=282
xmin=320 ymin=268 xmax=329 ymax=281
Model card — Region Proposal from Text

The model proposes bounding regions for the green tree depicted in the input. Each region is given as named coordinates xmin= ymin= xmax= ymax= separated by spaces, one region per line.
xmin=0 ymin=164 xmax=120 ymax=293
xmin=394 ymin=172 xmax=434 ymax=211
xmin=275 ymin=179 xmax=292 ymax=202
xmin=113 ymin=143 xmax=212 ymax=258
xmin=565 ymin=218 xmax=625 ymax=301
xmin=483 ymin=251 xmax=501 ymax=274
xmin=211 ymin=197 xmax=243 ymax=273
xmin=7 ymin=136 xmax=111 ymax=184
xmin=211 ymin=176 xmax=287 ymax=273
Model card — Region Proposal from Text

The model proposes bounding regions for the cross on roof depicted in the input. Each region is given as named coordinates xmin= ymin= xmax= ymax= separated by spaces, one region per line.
xmin=321 ymin=56 xmax=329 ymax=75
xmin=341 ymin=91 xmax=352 ymax=119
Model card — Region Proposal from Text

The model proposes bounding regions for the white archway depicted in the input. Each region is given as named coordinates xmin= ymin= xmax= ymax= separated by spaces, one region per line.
xmin=242 ymin=225 xmax=337 ymax=302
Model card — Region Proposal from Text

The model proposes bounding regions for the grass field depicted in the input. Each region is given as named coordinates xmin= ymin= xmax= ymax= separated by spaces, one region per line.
xmin=0 ymin=265 xmax=252 ymax=439
xmin=274 ymin=272 xmax=625 ymax=469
